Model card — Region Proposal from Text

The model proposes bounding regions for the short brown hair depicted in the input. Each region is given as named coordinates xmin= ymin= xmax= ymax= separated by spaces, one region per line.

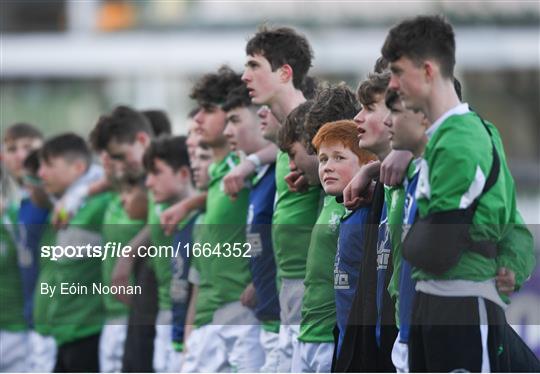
xmin=90 ymin=105 xmax=153 ymax=150
xmin=143 ymin=135 xmax=189 ymax=173
xmin=40 ymin=133 xmax=91 ymax=167
xmin=356 ymin=72 xmax=391 ymax=107
xmin=246 ymin=26 xmax=313 ymax=89
xmin=3 ymin=122 xmax=43 ymax=143
xmin=312 ymin=120 xmax=376 ymax=165
xmin=381 ymin=15 xmax=455 ymax=78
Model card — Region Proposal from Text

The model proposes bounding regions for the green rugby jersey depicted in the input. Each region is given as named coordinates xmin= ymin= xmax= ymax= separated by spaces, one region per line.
xmin=48 ymin=192 xmax=109 ymax=345
xmin=385 ymin=183 xmax=407 ymax=302
xmin=0 ymin=211 xmax=26 ymax=331
xmin=101 ymin=193 xmax=145 ymax=318
xmin=203 ymin=153 xmax=251 ymax=310
xmin=272 ymin=151 xmax=322 ymax=280
xmin=386 ymin=162 xmax=413 ymax=324
xmin=298 ymin=195 xmax=345 ymax=343
xmin=147 ymin=195 xmax=173 ymax=311
xmin=414 ymin=107 xmax=535 ymax=295
xmin=33 ymin=221 xmax=56 ymax=335
xmin=191 ymin=213 xmax=217 ymax=327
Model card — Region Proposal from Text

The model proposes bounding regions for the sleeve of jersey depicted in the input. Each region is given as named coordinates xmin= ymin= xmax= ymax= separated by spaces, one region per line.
xmin=496 ymin=209 xmax=535 ymax=291
xmin=419 ymin=127 xmax=487 ymax=215
xmin=485 ymin=124 xmax=535 ymax=290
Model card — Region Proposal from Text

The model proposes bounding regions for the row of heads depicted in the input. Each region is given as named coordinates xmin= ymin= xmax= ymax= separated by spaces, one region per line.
xmin=2 ymin=14 xmax=462 ymax=195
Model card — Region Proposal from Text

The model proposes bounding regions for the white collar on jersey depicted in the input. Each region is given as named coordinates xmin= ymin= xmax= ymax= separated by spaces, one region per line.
xmin=426 ymin=102 xmax=470 ymax=140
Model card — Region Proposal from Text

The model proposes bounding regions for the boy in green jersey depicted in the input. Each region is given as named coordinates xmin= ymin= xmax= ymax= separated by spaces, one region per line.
xmin=1 ymin=123 xmax=44 ymax=372
xmin=143 ymin=135 xmax=197 ymax=372
xmin=182 ymin=143 xmax=231 ymax=372
xmin=242 ymin=25 xmax=322 ymax=371
xmin=31 ymin=217 xmax=58 ymax=371
xmin=90 ymin=121 xmax=147 ymax=373
xmin=38 ymin=133 xmax=108 ymax=372
xmin=97 ymin=190 xmax=143 ymax=372
xmin=382 ymin=15 xmax=536 ymax=371
xmin=182 ymin=66 xmax=265 ymax=372
xmin=2 ymin=122 xmax=43 ymax=187
xmin=91 ymin=105 xmax=159 ymax=372
xmin=381 ymin=79 xmax=464 ymax=372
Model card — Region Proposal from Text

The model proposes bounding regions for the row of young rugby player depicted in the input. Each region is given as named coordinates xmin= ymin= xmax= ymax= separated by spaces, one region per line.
xmin=1 ymin=15 xmax=538 ymax=373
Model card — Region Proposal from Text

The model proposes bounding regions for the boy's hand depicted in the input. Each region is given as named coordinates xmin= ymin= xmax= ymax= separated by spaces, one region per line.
xmin=380 ymin=150 xmax=413 ymax=186
xmin=284 ymin=170 xmax=308 ymax=193
xmin=240 ymin=283 xmax=257 ymax=309
xmin=343 ymin=167 xmax=373 ymax=210
xmin=496 ymin=267 xmax=516 ymax=296
xmin=160 ymin=201 xmax=188 ymax=235
xmin=223 ymin=160 xmax=256 ymax=197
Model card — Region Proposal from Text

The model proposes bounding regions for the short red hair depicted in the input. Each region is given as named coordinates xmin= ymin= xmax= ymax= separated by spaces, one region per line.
xmin=312 ymin=120 xmax=376 ymax=165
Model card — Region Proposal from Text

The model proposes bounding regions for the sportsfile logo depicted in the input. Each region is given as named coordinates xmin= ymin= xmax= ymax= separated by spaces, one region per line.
xmin=41 ymin=241 xmax=252 ymax=261
xmin=40 ymin=241 xmax=183 ymax=261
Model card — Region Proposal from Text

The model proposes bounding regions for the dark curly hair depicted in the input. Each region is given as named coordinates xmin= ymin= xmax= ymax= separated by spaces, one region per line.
xmin=190 ymin=65 xmax=242 ymax=108
xmin=303 ymin=83 xmax=359 ymax=154
xmin=356 ymin=72 xmax=391 ymax=107
xmin=277 ymin=100 xmax=314 ymax=153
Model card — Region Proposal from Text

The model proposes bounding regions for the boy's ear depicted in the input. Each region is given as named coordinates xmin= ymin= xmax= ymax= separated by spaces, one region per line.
xmin=73 ymin=158 xmax=88 ymax=176
xmin=136 ymin=132 xmax=151 ymax=147
xmin=423 ymin=60 xmax=437 ymax=81
xmin=178 ymin=165 xmax=191 ymax=179
xmin=280 ymin=64 xmax=293 ymax=84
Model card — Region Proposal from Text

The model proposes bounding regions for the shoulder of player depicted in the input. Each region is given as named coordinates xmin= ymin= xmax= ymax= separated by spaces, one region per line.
xmin=70 ymin=191 xmax=112 ymax=225
xmin=426 ymin=113 xmax=492 ymax=168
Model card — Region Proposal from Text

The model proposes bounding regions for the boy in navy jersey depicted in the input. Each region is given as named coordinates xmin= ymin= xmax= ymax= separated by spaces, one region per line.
xmin=310 ymin=120 xmax=377 ymax=358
